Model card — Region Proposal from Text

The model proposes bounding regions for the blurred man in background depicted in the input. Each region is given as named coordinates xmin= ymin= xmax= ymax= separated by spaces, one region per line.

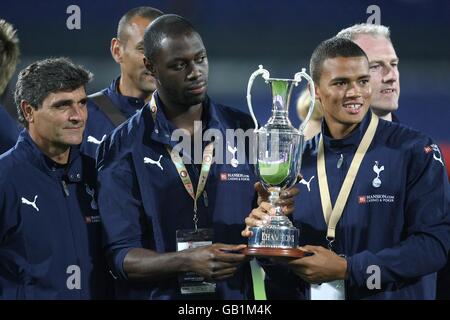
xmin=337 ymin=23 xmax=400 ymax=122
xmin=82 ymin=6 xmax=163 ymax=158
xmin=0 ymin=19 xmax=20 ymax=154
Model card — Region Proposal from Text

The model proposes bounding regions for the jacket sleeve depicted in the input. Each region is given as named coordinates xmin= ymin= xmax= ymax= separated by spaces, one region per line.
xmin=97 ymin=148 xmax=146 ymax=281
xmin=348 ymin=138 xmax=450 ymax=287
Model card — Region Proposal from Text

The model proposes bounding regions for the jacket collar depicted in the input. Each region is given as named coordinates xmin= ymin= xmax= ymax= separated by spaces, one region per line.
xmin=105 ymin=76 xmax=146 ymax=118
xmin=17 ymin=130 xmax=83 ymax=182
xmin=148 ymin=92 xmax=223 ymax=147
xmin=321 ymin=110 xmax=372 ymax=153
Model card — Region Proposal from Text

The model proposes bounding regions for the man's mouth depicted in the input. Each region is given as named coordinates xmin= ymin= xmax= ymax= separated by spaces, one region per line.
xmin=65 ymin=126 xmax=84 ymax=130
xmin=343 ymin=103 xmax=363 ymax=114
xmin=187 ymin=82 xmax=206 ymax=95
xmin=380 ymin=88 xmax=396 ymax=94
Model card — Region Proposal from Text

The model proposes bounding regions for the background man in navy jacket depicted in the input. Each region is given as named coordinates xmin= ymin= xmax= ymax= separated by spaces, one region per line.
xmin=81 ymin=6 xmax=163 ymax=158
xmin=337 ymin=23 xmax=400 ymax=122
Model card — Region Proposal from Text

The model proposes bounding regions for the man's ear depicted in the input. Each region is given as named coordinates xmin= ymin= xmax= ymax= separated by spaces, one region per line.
xmin=21 ymin=100 xmax=34 ymax=124
xmin=111 ymin=38 xmax=123 ymax=64
xmin=314 ymin=83 xmax=321 ymax=103
xmin=143 ymin=57 xmax=156 ymax=77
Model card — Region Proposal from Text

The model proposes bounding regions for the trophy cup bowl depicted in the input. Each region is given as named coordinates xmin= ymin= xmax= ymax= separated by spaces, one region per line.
xmin=244 ymin=65 xmax=315 ymax=258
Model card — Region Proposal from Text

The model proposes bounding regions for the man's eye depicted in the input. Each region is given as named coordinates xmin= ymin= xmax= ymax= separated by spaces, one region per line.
xmin=360 ymin=79 xmax=369 ymax=85
xmin=172 ymin=63 xmax=185 ymax=70
xmin=370 ymin=64 xmax=381 ymax=70
xmin=196 ymin=56 xmax=206 ymax=63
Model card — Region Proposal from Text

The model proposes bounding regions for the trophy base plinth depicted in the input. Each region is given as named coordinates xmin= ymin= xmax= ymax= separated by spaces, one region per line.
xmin=244 ymin=246 xmax=305 ymax=258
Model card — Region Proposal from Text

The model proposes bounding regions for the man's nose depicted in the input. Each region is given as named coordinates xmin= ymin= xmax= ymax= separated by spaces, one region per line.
xmin=382 ymin=65 xmax=397 ymax=83
xmin=187 ymin=62 xmax=202 ymax=80
xmin=68 ymin=104 xmax=86 ymax=122
xmin=345 ymin=82 xmax=361 ymax=97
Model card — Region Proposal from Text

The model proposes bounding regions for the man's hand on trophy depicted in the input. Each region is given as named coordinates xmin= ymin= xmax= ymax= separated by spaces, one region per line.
xmin=287 ymin=245 xmax=348 ymax=284
xmin=184 ymin=243 xmax=248 ymax=280
xmin=255 ymin=182 xmax=300 ymax=215
xmin=241 ymin=201 xmax=274 ymax=238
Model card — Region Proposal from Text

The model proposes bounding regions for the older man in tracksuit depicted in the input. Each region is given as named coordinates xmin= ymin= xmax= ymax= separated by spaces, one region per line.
xmin=0 ymin=58 xmax=109 ymax=299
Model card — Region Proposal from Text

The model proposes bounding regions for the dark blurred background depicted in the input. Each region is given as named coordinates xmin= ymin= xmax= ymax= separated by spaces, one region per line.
xmin=1 ymin=0 xmax=449 ymax=149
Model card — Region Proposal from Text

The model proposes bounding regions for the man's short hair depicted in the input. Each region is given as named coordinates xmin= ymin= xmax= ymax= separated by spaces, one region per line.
xmin=143 ymin=14 xmax=198 ymax=62
xmin=14 ymin=57 xmax=92 ymax=127
xmin=0 ymin=19 xmax=20 ymax=96
xmin=309 ymin=37 xmax=368 ymax=83
xmin=336 ymin=23 xmax=391 ymax=41
xmin=117 ymin=6 xmax=163 ymax=44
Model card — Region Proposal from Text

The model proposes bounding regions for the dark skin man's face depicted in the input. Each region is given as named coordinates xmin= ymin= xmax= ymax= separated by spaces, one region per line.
xmin=145 ymin=32 xmax=208 ymax=109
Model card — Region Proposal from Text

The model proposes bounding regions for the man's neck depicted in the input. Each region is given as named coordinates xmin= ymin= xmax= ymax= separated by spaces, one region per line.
xmin=164 ymin=102 xmax=203 ymax=136
xmin=326 ymin=120 xmax=359 ymax=140
xmin=377 ymin=112 xmax=392 ymax=121
xmin=371 ymin=108 xmax=392 ymax=122
xmin=118 ymin=76 xmax=152 ymax=103
xmin=29 ymin=131 xmax=70 ymax=164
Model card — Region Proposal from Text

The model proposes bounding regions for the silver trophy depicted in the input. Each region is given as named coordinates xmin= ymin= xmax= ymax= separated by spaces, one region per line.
xmin=246 ymin=65 xmax=315 ymax=257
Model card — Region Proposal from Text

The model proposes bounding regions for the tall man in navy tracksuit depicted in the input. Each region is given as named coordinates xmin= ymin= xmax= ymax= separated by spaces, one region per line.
xmin=81 ymin=6 xmax=163 ymax=158
xmin=244 ymin=38 xmax=450 ymax=299
xmin=96 ymin=14 xmax=298 ymax=300
xmin=0 ymin=58 xmax=109 ymax=299
xmin=0 ymin=19 xmax=20 ymax=155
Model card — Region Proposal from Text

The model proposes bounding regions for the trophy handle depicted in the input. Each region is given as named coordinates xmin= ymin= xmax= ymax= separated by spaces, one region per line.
xmin=293 ymin=68 xmax=315 ymax=134
xmin=247 ymin=65 xmax=270 ymax=132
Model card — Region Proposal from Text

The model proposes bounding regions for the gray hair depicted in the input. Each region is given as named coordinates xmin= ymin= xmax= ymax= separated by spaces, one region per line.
xmin=14 ymin=57 xmax=92 ymax=127
xmin=336 ymin=23 xmax=391 ymax=41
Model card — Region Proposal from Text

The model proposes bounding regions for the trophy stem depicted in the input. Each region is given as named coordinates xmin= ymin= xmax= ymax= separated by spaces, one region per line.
xmin=268 ymin=187 xmax=283 ymax=216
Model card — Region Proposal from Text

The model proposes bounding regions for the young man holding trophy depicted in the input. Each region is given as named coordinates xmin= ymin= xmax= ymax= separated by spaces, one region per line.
xmin=96 ymin=14 xmax=297 ymax=300
xmin=243 ymin=37 xmax=450 ymax=299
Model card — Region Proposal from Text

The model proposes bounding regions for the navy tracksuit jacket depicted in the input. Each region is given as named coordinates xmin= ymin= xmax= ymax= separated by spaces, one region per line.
xmin=81 ymin=77 xmax=146 ymax=159
xmin=0 ymin=131 xmax=109 ymax=299
xmin=264 ymin=112 xmax=450 ymax=299
xmin=97 ymin=95 xmax=257 ymax=299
